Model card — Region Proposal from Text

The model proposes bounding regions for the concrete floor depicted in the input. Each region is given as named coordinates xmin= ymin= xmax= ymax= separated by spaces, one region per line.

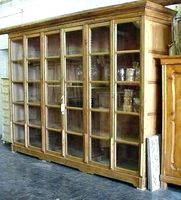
xmin=0 ymin=141 xmax=180 ymax=200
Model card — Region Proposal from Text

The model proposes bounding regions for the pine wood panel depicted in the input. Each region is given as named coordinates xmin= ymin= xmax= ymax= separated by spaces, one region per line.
xmin=161 ymin=56 xmax=181 ymax=187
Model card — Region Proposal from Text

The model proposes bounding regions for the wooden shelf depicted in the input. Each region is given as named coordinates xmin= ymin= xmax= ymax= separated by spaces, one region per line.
xmin=27 ymin=58 xmax=40 ymax=61
xmin=46 ymin=80 xmax=60 ymax=84
xmin=11 ymin=59 xmax=23 ymax=63
xmin=116 ymin=111 xmax=140 ymax=116
xmin=13 ymin=101 xmax=24 ymax=105
xmin=65 ymin=81 xmax=83 ymax=85
xmin=66 ymin=85 xmax=83 ymax=89
xmin=90 ymin=134 xmax=110 ymax=140
xmin=116 ymin=138 xmax=139 ymax=146
xmin=13 ymin=121 xmax=25 ymax=126
xmin=66 ymin=106 xmax=83 ymax=110
xmin=12 ymin=81 xmax=24 ymax=84
xmin=28 ymin=102 xmax=41 ymax=106
xmin=47 ymin=127 xmax=61 ymax=132
xmin=90 ymin=52 xmax=109 ymax=56
xmin=66 ymin=130 xmax=83 ymax=136
xmin=90 ymin=108 xmax=109 ymax=113
xmin=27 ymin=80 xmax=41 ymax=83
xmin=46 ymin=104 xmax=60 ymax=108
xmin=65 ymin=54 xmax=82 ymax=58
xmin=116 ymin=81 xmax=140 ymax=86
xmin=90 ymin=81 xmax=109 ymax=84
xmin=45 ymin=56 xmax=60 ymax=60
xmin=116 ymin=50 xmax=140 ymax=54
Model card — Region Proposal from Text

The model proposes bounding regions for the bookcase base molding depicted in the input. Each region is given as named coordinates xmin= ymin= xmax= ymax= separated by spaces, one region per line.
xmin=12 ymin=143 xmax=144 ymax=188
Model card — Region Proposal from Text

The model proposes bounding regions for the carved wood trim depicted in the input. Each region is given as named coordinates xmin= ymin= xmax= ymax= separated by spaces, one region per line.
xmin=171 ymin=72 xmax=176 ymax=170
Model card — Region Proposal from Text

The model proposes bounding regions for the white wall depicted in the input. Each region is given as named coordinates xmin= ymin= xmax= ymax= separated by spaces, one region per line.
xmin=0 ymin=0 xmax=135 ymax=29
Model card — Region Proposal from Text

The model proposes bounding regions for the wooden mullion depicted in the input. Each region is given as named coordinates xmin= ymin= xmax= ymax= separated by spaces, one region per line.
xmin=83 ymin=24 xmax=89 ymax=164
xmin=41 ymin=32 xmax=46 ymax=153
xmin=24 ymin=35 xmax=28 ymax=148
xmin=61 ymin=28 xmax=66 ymax=158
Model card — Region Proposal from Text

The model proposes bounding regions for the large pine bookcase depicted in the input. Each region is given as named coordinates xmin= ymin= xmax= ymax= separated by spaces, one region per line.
xmin=0 ymin=1 xmax=175 ymax=188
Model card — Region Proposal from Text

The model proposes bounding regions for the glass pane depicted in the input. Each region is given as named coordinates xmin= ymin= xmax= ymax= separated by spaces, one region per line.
xmin=67 ymin=134 xmax=83 ymax=158
xmin=46 ymin=59 xmax=60 ymax=81
xmin=67 ymin=85 xmax=83 ymax=107
xmin=117 ymin=115 xmax=139 ymax=141
xmin=91 ymin=138 xmax=110 ymax=165
xmin=11 ymin=39 xmax=23 ymax=60
xmin=46 ymin=33 xmax=60 ymax=56
xmin=12 ymin=83 xmax=24 ymax=102
xmin=117 ymin=86 xmax=140 ymax=112
xmin=91 ymin=26 xmax=110 ymax=52
xmin=117 ymin=21 xmax=140 ymax=51
xmin=48 ymin=131 xmax=62 ymax=153
xmin=66 ymin=30 xmax=82 ymax=55
xmin=28 ymin=106 xmax=41 ymax=126
xmin=47 ymin=108 xmax=61 ymax=129
xmin=91 ymin=84 xmax=109 ymax=108
xmin=14 ymin=104 xmax=25 ymax=123
xmin=116 ymin=143 xmax=139 ymax=171
xmin=29 ymin=127 xmax=42 ymax=148
xmin=28 ymin=37 xmax=40 ymax=58
xmin=66 ymin=57 xmax=83 ymax=81
xmin=14 ymin=124 xmax=25 ymax=144
xmin=91 ymin=55 xmax=110 ymax=81
xmin=91 ymin=112 xmax=110 ymax=137
xmin=28 ymin=61 xmax=40 ymax=80
xmin=67 ymin=110 xmax=83 ymax=133
xmin=47 ymin=84 xmax=61 ymax=105
xmin=12 ymin=62 xmax=23 ymax=81
xmin=117 ymin=53 xmax=140 ymax=81
xmin=28 ymin=83 xmax=41 ymax=103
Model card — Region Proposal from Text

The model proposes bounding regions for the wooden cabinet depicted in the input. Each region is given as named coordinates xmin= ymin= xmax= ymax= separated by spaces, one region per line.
xmin=161 ymin=56 xmax=181 ymax=187
xmin=0 ymin=1 xmax=175 ymax=188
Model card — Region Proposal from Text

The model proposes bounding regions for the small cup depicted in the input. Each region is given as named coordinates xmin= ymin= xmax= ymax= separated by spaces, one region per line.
xmin=126 ymin=68 xmax=135 ymax=81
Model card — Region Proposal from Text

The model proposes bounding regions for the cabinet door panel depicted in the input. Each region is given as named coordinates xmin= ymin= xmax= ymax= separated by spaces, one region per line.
xmin=65 ymin=28 xmax=84 ymax=159
xmin=166 ymin=67 xmax=181 ymax=176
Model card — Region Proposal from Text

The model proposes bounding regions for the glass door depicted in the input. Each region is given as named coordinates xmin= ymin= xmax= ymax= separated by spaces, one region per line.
xmin=65 ymin=28 xmax=84 ymax=159
xmin=26 ymin=35 xmax=42 ymax=148
xmin=89 ymin=24 xmax=111 ymax=166
xmin=115 ymin=21 xmax=141 ymax=172
xmin=11 ymin=38 xmax=25 ymax=144
xmin=45 ymin=32 xmax=62 ymax=153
